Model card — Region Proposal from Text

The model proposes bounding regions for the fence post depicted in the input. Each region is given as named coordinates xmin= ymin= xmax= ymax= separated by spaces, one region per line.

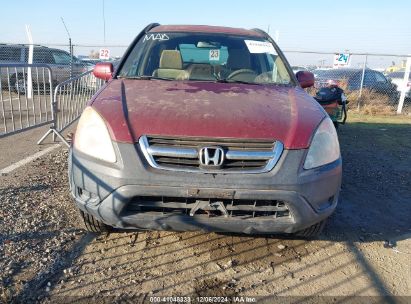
xmin=397 ymin=56 xmax=411 ymax=114
xmin=25 ymin=25 xmax=34 ymax=99
xmin=69 ymin=39 xmax=73 ymax=79
xmin=358 ymin=54 xmax=368 ymax=110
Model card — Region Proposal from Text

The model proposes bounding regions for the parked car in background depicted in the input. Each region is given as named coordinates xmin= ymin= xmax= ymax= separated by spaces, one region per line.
xmin=292 ymin=66 xmax=309 ymax=74
xmin=387 ymin=71 xmax=411 ymax=100
xmin=0 ymin=44 xmax=90 ymax=93
xmin=69 ymin=24 xmax=342 ymax=238
xmin=77 ymin=58 xmax=99 ymax=69
xmin=80 ymin=59 xmax=120 ymax=91
xmin=314 ymin=68 xmax=399 ymax=101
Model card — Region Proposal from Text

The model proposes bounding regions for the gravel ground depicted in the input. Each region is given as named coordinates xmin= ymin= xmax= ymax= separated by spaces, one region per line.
xmin=1 ymin=118 xmax=410 ymax=303
xmin=0 ymin=150 xmax=85 ymax=302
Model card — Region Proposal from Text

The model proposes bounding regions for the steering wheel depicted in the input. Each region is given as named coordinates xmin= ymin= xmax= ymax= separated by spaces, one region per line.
xmin=226 ymin=69 xmax=257 ymax=81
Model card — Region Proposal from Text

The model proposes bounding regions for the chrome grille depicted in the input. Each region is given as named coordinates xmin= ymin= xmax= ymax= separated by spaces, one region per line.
xmin=139 ymin=135 xmax=283 ymax=173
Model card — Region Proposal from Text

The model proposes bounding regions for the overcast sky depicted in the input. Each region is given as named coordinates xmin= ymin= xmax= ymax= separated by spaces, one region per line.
xmin=1 ymin=0 xmax=410 ymax=67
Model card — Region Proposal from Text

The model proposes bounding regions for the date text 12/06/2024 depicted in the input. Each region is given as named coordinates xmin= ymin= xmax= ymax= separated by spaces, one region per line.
xmin=149 ymin=296 xmax=257 ymax=303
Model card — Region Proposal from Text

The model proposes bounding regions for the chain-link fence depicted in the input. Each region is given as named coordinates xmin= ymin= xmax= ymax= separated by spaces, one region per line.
xmin=284 ymin=51 xmax=411 ymax=114
xmin=0 ymin=43 xmax=94 ymax=86
xmin=1 ymin=43 xmax=410 ymax=114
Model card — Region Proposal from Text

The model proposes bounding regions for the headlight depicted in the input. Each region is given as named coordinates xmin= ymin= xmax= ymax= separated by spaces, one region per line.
xmin=74 ymin=107 xmax=116 ymax=163
xmin=303 ymin=117 xmax=340 ymax=169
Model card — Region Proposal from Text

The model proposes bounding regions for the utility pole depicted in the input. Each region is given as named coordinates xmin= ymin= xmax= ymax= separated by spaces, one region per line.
xmin=61 ymin=17 xmax=73 ymax=79
xmin=102 ymin=0 xmax=106 ymax=45
xmin=319 ymin=59 xmax=326 ymax=68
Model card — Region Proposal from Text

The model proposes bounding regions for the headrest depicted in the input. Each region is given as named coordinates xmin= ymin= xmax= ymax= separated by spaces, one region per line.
xmin=159 ymin=50 xmax=183 ymax=69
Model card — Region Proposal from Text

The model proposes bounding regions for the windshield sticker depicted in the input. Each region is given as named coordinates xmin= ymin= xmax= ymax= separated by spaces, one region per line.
xmin=209 ymin=49 xmax=220 ymax=61
xmin=143 ymin=33 xmax=170 ymax=43
xmin=244 ymin=40 xmax=276 ymax=55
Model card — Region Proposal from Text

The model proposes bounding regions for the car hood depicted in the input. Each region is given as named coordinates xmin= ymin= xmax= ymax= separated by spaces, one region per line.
xmin=90 ymin=79 xmax=325 ymax=149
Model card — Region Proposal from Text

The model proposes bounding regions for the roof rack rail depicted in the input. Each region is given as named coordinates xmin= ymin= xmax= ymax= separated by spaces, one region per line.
xmin=0 ymin=43 xmax=49 ymax=48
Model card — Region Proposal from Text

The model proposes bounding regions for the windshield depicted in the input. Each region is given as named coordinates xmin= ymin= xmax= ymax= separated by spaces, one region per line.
xmin=118 ymin=32 xmax=292 ymax=85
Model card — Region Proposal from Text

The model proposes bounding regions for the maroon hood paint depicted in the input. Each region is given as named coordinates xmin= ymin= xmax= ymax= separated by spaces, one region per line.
xmin=91 ymin=79 xmax=325 ymax=149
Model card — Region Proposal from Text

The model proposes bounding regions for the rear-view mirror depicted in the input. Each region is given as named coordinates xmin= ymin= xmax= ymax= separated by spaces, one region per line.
xmin=93 ymin=62 xmax=114 ymax=81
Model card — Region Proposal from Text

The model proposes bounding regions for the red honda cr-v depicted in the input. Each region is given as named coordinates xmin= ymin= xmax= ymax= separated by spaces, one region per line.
xmin=69 ymin=23 xmax=341 ymax=237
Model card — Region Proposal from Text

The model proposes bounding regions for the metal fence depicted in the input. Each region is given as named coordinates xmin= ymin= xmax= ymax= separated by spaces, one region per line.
xmin=0 ymin=63 xmax=53 ymax=137
xmin=0 ymin=43 xmax=108 ymax=144
xmin=1 ymin=44 xmax=410 ymax=144
xmin=0 ymin=61 xmax=103 ymax=146
xmin=55 ymin=70 xmax=103 ymax=132
xmin=37 ymin=70 xmax=104 ymax=146
xmin=2 ymin=42 xmax=409 ymax=114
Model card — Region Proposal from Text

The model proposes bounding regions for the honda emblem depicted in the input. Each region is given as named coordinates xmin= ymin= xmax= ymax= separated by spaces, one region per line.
xmin=199 ymin=147 xmax=224 ymax=167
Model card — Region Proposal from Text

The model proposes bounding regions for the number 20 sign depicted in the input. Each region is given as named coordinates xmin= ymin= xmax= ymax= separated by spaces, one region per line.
xmin=333 ymin=53 xmax=351 ymax=68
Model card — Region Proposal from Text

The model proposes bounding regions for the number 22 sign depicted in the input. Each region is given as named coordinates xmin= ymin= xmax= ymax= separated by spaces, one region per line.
xmin=333 ymin=53 xmax=351 ymax=68
xmin=99 ymin=49 xmax=110 ymax=60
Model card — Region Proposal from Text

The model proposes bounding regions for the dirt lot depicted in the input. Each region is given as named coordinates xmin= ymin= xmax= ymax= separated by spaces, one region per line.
xmin=1 ymin=114 xmax=410 ymax=303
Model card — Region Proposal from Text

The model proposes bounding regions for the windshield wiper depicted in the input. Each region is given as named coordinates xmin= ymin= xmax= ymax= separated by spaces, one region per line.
xmin=118 ymin=75 xmax=173 ymax=81
xmin=120 ymin=74 xmax=260 ymax=85
xmin=215 ymin=78 xmax=261 ymax=85
xmin=210 ymin=71 xmax=260 ymax=85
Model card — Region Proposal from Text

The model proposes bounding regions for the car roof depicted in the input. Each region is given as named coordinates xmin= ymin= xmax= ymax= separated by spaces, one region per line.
xmin=315 ymin=68 xmax=372 ymax=79
xmin=0 ymin=44 xmax=51 ymax=51
xmin=149 ymin=25 xmax=265 ymax=38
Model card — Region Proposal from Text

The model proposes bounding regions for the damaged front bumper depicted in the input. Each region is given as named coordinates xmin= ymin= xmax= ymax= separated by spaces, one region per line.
xmin=69 ymin=142 xmax=341 ymax=235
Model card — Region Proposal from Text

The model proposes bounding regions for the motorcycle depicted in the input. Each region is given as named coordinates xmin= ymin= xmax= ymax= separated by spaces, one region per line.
xmin=314 ymin=80 xmax=348 ymax=130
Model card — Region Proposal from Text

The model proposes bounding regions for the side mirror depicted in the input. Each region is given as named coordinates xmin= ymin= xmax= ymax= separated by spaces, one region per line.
xmin=93 ymin=62 xmax=114 ymax=81
xmin=296 ymin=71 xmax=315 ymax=88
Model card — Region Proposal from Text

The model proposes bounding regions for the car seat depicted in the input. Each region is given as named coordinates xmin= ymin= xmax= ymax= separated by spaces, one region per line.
xmin=152 ymin=50 xmax=189 ymax=80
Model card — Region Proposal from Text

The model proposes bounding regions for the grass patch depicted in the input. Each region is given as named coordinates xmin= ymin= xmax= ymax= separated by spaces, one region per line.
xmin=347 ymin=112 xmax=411 ymax=124
xmin=340 ymin=114 xmax=411 ymax=156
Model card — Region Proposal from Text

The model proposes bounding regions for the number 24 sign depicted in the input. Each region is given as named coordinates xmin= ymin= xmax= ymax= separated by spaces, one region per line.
xmin=99 ymin=49 xmax=110 ymax=60
xmin=333 ymin=53 xmax=351 ymax=68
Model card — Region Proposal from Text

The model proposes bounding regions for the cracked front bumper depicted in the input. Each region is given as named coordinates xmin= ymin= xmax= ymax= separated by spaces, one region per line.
xmin=69 ymin=141 xmax=342 ymax=234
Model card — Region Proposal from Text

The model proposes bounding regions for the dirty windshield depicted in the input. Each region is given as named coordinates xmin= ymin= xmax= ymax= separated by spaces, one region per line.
xmin=118 ymin=32 xmax=292 ymax=85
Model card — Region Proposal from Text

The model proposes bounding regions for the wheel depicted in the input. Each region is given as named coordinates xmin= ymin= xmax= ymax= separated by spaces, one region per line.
xmin=79 ymin=210 xmax=111 ymax=233
xmin=294 ymin=219 xmax=327 ymax=238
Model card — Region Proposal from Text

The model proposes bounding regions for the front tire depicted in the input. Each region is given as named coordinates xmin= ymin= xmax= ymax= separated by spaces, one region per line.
xmin=294 ymin=219 xmax=327 ymax=238
xmin=79 ymin=210 xmax=111 ymax=233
